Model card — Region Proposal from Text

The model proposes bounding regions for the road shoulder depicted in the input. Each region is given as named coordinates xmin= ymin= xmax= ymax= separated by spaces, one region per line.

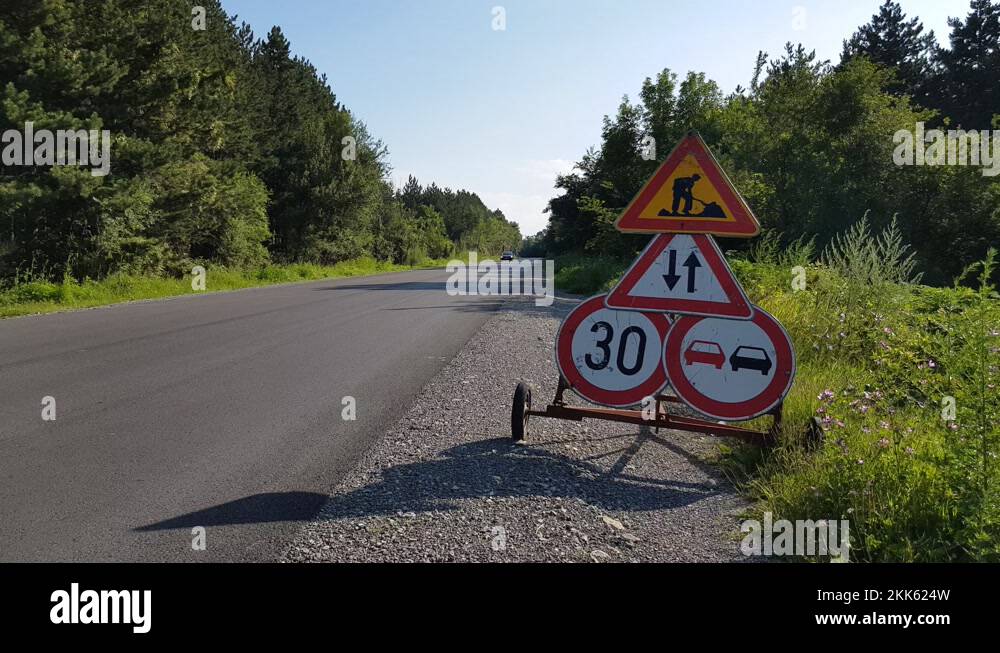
xmin=283 ymin=296 xmax=749 ymax=562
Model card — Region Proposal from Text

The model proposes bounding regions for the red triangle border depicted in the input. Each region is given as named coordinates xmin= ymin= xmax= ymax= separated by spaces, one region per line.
xmin=615 ymin=133 xmax=760 ymax=237
xmin=605 ymin=234 xmax=753 ymax=319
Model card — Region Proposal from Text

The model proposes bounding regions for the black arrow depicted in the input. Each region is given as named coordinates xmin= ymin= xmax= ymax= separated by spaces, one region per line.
xmin=683 ymin=252 xmax=701 ymax=293
xmin=662 ymin=249 xmax=681 ymax=290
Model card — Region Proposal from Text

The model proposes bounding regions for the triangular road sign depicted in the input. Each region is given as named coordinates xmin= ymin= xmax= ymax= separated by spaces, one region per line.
xmin=615 ymin=132 xmax=760 ymax=237
xmin=605 ymin=233 xmax=753 ymax=319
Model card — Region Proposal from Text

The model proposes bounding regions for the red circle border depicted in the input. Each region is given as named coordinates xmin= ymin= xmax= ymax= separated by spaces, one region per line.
xmin=663 ymin=307 xmax=795 ymax=421
xmin=555 ymin=295 xmax=671 ymax=408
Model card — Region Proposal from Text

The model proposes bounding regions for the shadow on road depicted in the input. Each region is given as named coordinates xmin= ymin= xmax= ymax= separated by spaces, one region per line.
xmin=315 ymin=436 xmax=719 ymax=520
xmin=135 ymin=433 xmax=722 ymax=531
xmin=134 ymin=491 xmax=328 ymax=531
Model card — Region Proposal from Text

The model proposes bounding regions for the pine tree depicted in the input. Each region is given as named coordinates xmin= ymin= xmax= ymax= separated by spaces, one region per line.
xmin=841 ymin=0 xmax=937 ymax=108
xmin=936 ymin=0 xmax=1000 ymax=128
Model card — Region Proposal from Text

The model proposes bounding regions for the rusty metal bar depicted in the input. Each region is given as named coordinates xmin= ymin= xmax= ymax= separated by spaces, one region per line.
xmin=527 ymin=389 xmax=778 ymax=445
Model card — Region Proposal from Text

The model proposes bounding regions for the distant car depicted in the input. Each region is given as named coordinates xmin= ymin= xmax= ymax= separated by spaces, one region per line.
xmin=684 ymin=340 xmax=725 ymax=369
xmin=730 ymin=346 xmax=772 ymax=375
xmin=500 ymin=251 xmax=515 ymax=261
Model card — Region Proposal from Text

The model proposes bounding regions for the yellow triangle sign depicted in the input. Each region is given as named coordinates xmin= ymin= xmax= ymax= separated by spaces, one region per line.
xmin=615 ymin=132 xmax=760 ymax=237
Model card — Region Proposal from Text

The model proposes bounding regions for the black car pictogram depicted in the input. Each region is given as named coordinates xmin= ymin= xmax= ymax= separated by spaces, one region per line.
xmin=729 ymin=346 xmax=772 ymax=375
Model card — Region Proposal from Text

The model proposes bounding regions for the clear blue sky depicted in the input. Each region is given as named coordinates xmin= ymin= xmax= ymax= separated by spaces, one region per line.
xmin=223 ymin=0 xmax=964 ymax=236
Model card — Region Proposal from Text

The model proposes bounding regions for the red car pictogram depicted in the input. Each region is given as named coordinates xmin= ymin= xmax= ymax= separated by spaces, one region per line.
xmin=683 ymin=340 xmax=725 ymax=369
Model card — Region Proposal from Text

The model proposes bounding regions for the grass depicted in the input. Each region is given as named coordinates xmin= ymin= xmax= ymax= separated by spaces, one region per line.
xmin=0 ymin=256 xmax=453 ymax=319
xmin=553 ymin=254 xmax=630 ymax=295
xmin=550 ymin=230 xmax=1000 ymax=562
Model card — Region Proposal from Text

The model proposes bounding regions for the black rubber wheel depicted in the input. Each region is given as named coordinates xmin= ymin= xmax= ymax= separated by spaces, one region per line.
xmin=511 ymin=382 xmax=532 ymax=442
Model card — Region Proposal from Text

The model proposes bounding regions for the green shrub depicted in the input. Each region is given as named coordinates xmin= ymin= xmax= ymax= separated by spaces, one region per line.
xmin=730 ymin=248 xmax=1000 ymax=562
xmin=403 ymin=245 xmax=427 ymax=267
xmin=9 ymin=280 xmax=62 ymax=303
xmin=553 ymin=255 xmax=628 ymax=295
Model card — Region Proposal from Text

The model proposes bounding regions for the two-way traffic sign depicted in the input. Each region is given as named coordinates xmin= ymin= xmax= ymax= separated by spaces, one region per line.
xmin=605 ymin=233 xmax=752 ymax=319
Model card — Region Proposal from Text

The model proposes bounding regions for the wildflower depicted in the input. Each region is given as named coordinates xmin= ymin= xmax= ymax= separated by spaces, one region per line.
xmin=905 ymin=447 xmax=915 ymax=456
xmin=857 ymin=459 xmax=864 ymax=465
xmin=862 ymin=427 xmax=871 ymax=434
xmin=879 ymin=420 xmax=890 ymax=430
xmin=948 ymin=422 xmax=959 ymax=431
xmin=882 ymin=326 xmax=894 ymax=336
xmin=878 ymin=438 xmax=891 ymax=449
xmin=927 ymin=359 xmax=936 ymax=369
xmin=818 ymin=389 xmax=835 ymax=402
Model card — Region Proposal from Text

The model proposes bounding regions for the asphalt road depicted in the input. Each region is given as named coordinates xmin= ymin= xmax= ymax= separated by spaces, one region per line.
xmin=0 ymin=269 xmax=500 ymax=561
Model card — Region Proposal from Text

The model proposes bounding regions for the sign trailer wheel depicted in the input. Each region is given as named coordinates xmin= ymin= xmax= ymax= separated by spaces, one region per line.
xmin=511 ymin=382 xmax=532 ymax=442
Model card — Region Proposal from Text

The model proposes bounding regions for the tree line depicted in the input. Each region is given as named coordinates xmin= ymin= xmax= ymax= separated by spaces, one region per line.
xmin=0 ymin=0 xmax=520 ymax=282
xmin=527 ymin=0 xmax=1000 ymax=285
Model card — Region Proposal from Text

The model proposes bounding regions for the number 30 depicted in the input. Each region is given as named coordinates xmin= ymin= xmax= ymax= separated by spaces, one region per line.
xmin=584 ymin=321 xmax=646 ymax=375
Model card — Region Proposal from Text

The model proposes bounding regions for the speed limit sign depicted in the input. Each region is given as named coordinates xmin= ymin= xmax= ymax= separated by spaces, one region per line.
xmin=555 ymin=295 xmax=671 ymax=407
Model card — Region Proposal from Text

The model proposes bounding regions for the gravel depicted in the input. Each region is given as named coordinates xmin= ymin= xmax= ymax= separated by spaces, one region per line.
xmin=281 ymin=295 xmax=751 ymax=563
